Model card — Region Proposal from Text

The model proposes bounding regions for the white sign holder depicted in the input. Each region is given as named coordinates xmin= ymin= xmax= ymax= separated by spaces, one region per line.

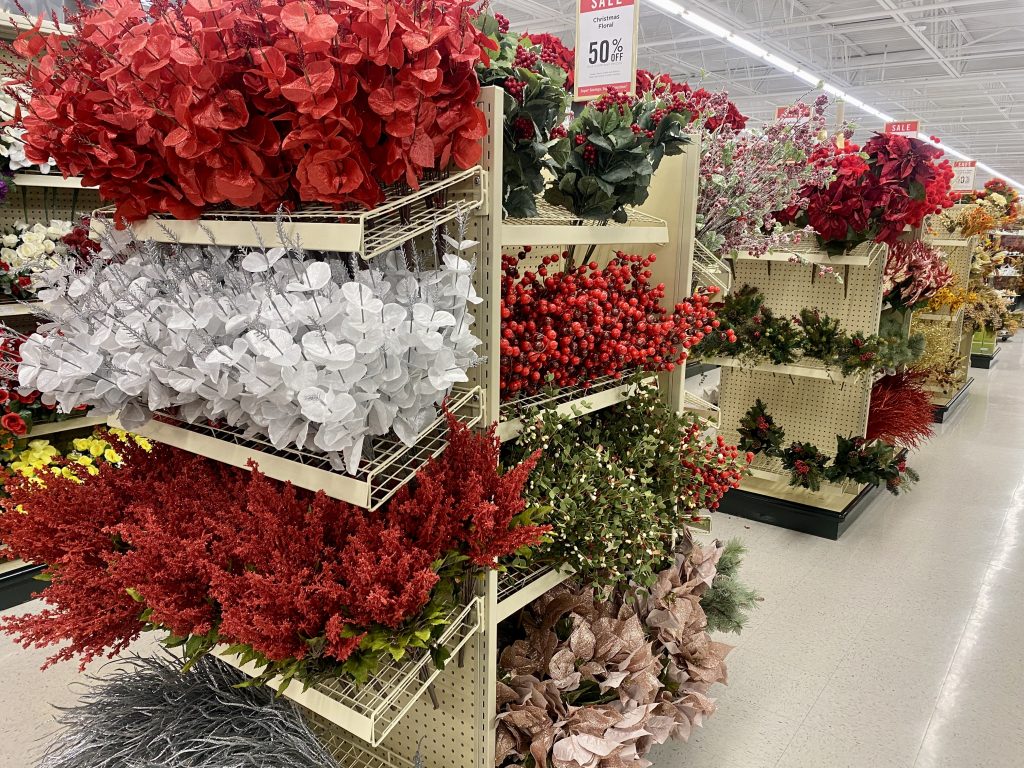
xmin=574 ymin=0 xmax=639 ymax=100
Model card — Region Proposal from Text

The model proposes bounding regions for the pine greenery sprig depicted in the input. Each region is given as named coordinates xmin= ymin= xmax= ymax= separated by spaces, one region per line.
xmin=701 ymin=538 xmax=760 ymax=634
xmin=797 ymin=307 xmax=844 ymax=363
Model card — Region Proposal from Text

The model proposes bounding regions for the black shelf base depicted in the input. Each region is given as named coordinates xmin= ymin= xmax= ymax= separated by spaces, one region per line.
xmin=970 ymin=346 xmax=1000 ymax=369
xmin=932 ymin=377 xmax=973 ymax=423
xmin=717 ymin=482 xmax=880 ymax=540
xmin=0 ymin=563 xmax=45 ymax=611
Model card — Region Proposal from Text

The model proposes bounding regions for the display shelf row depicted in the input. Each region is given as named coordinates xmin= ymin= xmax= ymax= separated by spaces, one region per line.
xmin=25 ymin=413 xmax=108 ymax=438
xmin=495 ymin=374 xmax=657 ymax=442
xmin=701 ymin=355 xmax=859 ymax=382
xmin=501 ymin=200 xmax=668 ymax=247
xmin=109 ymin=387 xmax=482 ymax=512
xmin=88 ymin=175 xmax=671 ymax=256
xmin=495 ymin=562 xmax=574 ymax=623
xmin=732 ymin=240 xmax=885 ymax=267
xmin=0 ymin=299 xmax=42 ymax=318
xmin=219 ymin=597 xmax=482 ymax=748
xmin=743 ymin=454 xmax=864 ymax=513
xmin=91 ymin=167 xmax=485 ymax=257
xmin=11 ymin=173 xmax=87 ymax=190
xmin=309 ymin=717 xmax=412 ymax=768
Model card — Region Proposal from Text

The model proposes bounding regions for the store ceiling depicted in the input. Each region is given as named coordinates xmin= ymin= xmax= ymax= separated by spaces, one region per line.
xmin=496 ymin=0 xmax=1024 ymax=187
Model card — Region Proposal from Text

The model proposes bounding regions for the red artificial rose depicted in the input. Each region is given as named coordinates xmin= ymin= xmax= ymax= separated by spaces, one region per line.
xmin=0 ymin=390 xmax=8 ymax=404
xmin=1 ymin=411 xmax=27 ymax=436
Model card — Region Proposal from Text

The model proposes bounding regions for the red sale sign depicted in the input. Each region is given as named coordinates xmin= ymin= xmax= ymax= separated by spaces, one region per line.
xmin=952 ymin=160 xmax=977 ymax=191
xmin=574 ymin=0 xmax=639 ymax=100
xmin=884 ymin=120 xmax=921 ymax=136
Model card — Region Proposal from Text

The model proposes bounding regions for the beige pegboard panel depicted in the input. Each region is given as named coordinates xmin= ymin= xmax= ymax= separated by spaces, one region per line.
xmin=0 ymin=186 xmax=101 ymax=228
xmin=718 ymin=367 xmax=871 ymax=451
xmin=468 ymin=87 xmax=503 ymax=425
xmin=380 ymin=631 xmax=487 ymax=768
xmin=731 ymin=251 xmax=885 ymax=335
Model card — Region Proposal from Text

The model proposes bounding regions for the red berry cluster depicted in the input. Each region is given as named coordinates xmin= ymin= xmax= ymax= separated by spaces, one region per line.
xmin=499 ymin=249 xmax=719 ymax=398
xmin=582 ymin=145 xmax=597 ymax=164
xmin=513 ymin=45 xmax=540 ymax=70
xmin=513 ymin=116 xmax=535 ymax=141
xmin=495 ymin=12 xmax=511 ymax=33
xmin=630 ymin=124 xmax=656 ymax=139
xmin=593 ymin=89 xmax=633 ymax=113
xmin=680 ymin=429 xmax=750 ymax=512
xmin=504 ymin=77 xmax=526 ymax=103
xmin=550 ymin=125 xmax=568 ymax=139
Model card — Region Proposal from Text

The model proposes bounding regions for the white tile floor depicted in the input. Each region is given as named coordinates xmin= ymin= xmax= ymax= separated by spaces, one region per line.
xmin=2 ymin=341 xmax=1023 ymax=767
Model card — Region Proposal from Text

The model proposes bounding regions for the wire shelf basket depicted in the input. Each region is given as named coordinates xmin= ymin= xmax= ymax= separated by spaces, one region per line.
xmin=91 ymin=167 xmax=484 ymax=257
xmin=495 ymin=374 xmax=657 ymax=441
xmin=306 ymin=718 xmax=413 ymax=768
xmin=113 ymin=387 xmax=482 ymax=511
xmin=502 ymin=200 xmax=669 ymax=247
xmin=222 ymin=597 xmax=482 ymax=747
xmin=495 ymin=562 xmax=574 ymax=622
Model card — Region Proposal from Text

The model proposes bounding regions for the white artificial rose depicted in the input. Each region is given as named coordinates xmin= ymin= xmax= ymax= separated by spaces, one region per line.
xmin=3 ymin=235 xmax=17 ymax=248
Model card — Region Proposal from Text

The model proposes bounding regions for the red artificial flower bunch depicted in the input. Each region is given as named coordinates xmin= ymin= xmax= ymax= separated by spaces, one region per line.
xmin=635 ymin=70 xmax=748 ymax=131
xmin=11 ymin=0 xmax=493 ymax=223
xmin=777 ymin=133 xmax=954 ymax=252
xmin=867 ymin=370 xmax=935 ymax=450
xmin=679 ymin=427 xmax=751 ymax=512
xmin=499 ymin=248 xmax=718 ymax=398
xmin=0 ymin=418 xmax=547 ymax=675
xmin=523 ymin=32 xmax=575 ymax=91
xmin=60 ymin=222 xmax=102 ymax=267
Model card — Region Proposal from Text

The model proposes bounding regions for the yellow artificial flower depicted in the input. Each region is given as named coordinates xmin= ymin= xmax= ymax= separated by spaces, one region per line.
xmin=103 ymin=448 xmax=121 ymax=464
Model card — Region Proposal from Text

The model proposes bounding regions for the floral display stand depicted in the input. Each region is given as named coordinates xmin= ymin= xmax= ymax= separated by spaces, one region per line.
xmin=714 ymin=243 xmax=889 ymax=539
xmin=916 ymin=221 xmax=977 ymax=421
xmin=0 ymin=32 xmax=104 ymax=609
xmin=47 ymin=85 xmax=698 ymax=768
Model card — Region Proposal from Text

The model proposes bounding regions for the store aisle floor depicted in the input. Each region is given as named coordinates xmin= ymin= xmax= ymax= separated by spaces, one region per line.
xmin=2 ymin=343 xmax=1023 ymax=768
xmin=653 ymin=339 xmax=1024 ymax=768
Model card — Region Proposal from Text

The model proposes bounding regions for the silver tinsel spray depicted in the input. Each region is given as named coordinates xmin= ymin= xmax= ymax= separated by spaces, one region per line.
xmin=37 ymin=653 xmax=341 ymax=768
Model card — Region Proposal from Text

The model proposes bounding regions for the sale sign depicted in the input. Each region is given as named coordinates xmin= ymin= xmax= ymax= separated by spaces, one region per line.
xmin=574 ymin=0 xmax=639 ymax=100
xmin=952 ymin=160 xmax=977 ymax=191
xmin=884 ymin=120 xmax=921 ymax=136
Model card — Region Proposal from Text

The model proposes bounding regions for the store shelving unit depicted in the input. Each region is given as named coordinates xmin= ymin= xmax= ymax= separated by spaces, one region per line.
xmin=10 ymin=173 xmax=88 ymax=189
xmin=211 ymin=85 xmax=698 ymax=768
xmin=916 ymin=221 xmax=976 ymax=421
xmin=6 ymin=80 xmax=698 ymax=764
xmin=24 ymin=413 xmax=107 ymax=437
xmin=713 ymin=243 xmax=887 ymax=539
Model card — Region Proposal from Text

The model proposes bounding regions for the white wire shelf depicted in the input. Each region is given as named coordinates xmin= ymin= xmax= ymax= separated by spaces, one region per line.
xmin=692 ymin=240 xmax=731 ymax=293
xmin=91 ymin=167 xmax=484 ymax=257
xmin=501 ymin=200 xmax=669 ymax=246
xmin=741 ymin=454 xmax=863 ymax=511
xmin=109 ymin=387 xmax=481 ymax=511
xmin=914 ymin=307 xmax=965 ymax=324
xmin=496 ymin=562 xmax=574 ymax=622
xmin=683 ymin=390 xmax=721 ymax=428
xmin=11 ymin=172 xmax=87 ymax=189
xmin=702 ymin=355 xmax=860 ymax=382
xmin=307 ymin=717 xmax=413 ymax=768
xmin=25 ymin=413 xmax=106 ymax=438
xmin=0 ymin=299 xmax=42 ymax=317
xmin=220 ymin=597 xmax=481 ymax=747
xmin=732 ymin=240 xmax=885 ymax=267
xmin=496 ymin=374 xmax=656 ymax=442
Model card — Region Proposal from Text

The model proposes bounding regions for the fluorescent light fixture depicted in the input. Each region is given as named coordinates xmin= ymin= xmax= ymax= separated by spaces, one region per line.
xmin=727 ymin=34 xmax=767 ymax=58
xmin=643 ymin=0 xmax=1023 ymax=191
xmin=681 ymin=9 xmax=728 ymax=38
